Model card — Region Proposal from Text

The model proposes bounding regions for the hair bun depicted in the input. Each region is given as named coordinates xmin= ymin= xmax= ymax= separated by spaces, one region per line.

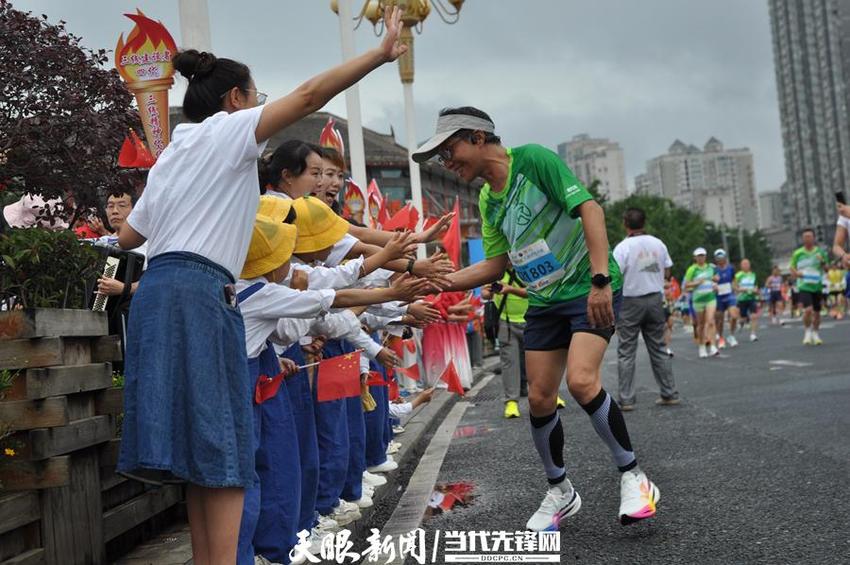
xmin=172 ymin=49 xmax=218 ymax=81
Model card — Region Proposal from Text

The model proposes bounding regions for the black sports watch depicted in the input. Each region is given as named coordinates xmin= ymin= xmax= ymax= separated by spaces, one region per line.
xmin=591 ymin=273 xmax=612 ymax=289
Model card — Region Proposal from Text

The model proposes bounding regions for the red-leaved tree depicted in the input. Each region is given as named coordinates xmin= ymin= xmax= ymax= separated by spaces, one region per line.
xmin=0 ymin=0 xmax=139 ymax=223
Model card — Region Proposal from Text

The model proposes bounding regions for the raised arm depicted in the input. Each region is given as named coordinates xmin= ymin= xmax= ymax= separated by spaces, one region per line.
xmin=254 ymin=7 xmax=407 ymax=144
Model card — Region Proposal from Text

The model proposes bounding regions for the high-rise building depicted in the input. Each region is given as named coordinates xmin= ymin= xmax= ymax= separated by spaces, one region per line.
xmin=759 ymin=190 xmax=785 ymax=230
xmin=768 ymin=0 xmax=850 ymax=244
xmin=636 ymin=138 xmax=759 ymax=231
xmin=557 ymin=134 xmax=627 ymax=202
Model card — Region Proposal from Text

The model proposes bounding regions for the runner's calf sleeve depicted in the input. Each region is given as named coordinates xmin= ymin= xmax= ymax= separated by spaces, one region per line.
xmin=580 ymin=389 xmax=637 ymax=472
xmin=529 ymin=412 xmax=566 ymax=485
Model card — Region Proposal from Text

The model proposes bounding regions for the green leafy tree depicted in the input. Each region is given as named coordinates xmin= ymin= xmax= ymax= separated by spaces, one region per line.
xmin=604 ymin=194 xmax=774 ymax=282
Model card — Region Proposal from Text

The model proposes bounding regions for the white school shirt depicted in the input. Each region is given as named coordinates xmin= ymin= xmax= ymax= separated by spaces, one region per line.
xmin=613 ymin=234 xmax=673 ymax=297
xmin=289 ymin=256 xmax=365 ymax=290
xmin=128 ymin=106 xmax=267 ymax=279
xmin=274 ymin=309 xmax=362 ymax=348
xmin=235 ymin=277 xmax=335 ymax=358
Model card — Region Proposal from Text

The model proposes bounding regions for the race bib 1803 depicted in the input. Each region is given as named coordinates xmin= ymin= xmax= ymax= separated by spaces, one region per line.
xmin=509 ymin=239 xmax=566 ymax=291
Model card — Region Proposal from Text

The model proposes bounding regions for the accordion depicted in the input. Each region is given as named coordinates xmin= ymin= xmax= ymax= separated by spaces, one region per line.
xmin=86 ymin=241 xmax=146 ymax=316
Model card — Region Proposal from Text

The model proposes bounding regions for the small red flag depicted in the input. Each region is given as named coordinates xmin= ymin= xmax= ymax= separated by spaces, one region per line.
xmin=407 ymin=205 xmax=420 ymax=231
xmin=423 ymin=216 xmax=439 ymax=231
xmin=118 ymin=129 xmax=156 ymax=168
xmin=388 ymin=378 xmax=400 ymax=401
xmin=254 ymin=373 xmax=285 ymax=404
xmin=317 ymin=351 xmax=362 ymax=402
xmin=382 ymin=203 xmax=412 ymax=231
xmin=442 ymin=198 xmax=462 ymax=267
xmin=440 ymin=361 xmax=465 ymax=396
xmin=403 ymin=338 xmax=416 ymax=353
xmin=395 ymin=364 xmax=420 ymax=381
xmin=366 ymin=371 xmax=386 ymax=387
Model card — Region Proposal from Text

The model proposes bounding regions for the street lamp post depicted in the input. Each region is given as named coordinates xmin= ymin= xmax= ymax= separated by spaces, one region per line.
xmin=332 ymin=0 xmax=464 ymax=257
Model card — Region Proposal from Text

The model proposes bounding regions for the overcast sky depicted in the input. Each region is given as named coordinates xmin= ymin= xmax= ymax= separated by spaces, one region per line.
xmin=20 ymin=0 xmax=784 ymax=193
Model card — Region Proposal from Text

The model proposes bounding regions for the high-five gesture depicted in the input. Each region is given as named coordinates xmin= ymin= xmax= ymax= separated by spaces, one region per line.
xmin=380 ymin=6 xmax=408 ymax=62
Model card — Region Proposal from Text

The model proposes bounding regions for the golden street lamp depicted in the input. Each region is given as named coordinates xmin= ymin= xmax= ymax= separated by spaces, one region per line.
xmin=331 ymin=0 xmax=464 ymax=254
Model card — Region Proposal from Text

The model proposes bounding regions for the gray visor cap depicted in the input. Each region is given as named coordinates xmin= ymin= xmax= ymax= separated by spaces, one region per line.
xmin=411 ymin=114 xmax=496 ymax=163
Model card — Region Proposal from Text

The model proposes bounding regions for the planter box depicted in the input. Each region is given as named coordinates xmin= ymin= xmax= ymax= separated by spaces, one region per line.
xmin=0 ymin=308 xmax=182 ymax=564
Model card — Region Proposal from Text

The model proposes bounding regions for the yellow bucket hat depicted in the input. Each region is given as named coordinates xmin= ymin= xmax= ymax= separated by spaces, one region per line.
xmin=292 ymin=196 xmax=350 ymax=253
xmin=241 ymin=214 xmax=298 ymax=279
xmin=258 ymin=194 xmax=294 ymax=224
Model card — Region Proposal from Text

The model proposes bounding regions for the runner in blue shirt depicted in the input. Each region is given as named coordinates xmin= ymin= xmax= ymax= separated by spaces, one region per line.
xmin=713 ymin=249 xmax=739 ymax=348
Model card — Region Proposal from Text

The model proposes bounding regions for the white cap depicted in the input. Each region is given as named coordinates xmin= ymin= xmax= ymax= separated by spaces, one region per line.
xmin=714 ymin=248 xmax=727 ymax=257
xmin=693 ymin=247 xmax=707 ymax=256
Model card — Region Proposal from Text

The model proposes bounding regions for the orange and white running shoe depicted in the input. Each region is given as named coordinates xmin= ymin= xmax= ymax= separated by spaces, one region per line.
xmin=618 ymin=469 xmax=660 ymax=525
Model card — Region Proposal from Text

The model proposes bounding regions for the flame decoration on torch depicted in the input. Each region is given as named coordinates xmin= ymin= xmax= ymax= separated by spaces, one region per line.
xmin=115 ymin=9 xmax=177 ymax=158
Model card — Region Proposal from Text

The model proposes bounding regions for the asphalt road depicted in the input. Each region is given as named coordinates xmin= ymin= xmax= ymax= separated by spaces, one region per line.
xmin=374 ymin=315 xmax=850 ymax=565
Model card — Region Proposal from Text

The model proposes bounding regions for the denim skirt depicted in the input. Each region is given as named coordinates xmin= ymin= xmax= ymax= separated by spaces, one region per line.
xmin=117 ymin=252 xmax=255 ymax=488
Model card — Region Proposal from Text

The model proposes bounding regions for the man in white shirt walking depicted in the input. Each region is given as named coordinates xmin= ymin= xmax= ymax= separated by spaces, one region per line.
xmin=613 ymin=208 xmax=680 ymax=411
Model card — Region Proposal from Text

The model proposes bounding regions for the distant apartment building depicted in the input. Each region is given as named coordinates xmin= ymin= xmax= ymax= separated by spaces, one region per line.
xmin=635 ymin=137 xmax=759 ymax=231
xmin=557 ymin=134 xmax=627 ymax=202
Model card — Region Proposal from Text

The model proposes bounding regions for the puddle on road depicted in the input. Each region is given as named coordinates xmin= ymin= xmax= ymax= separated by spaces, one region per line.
xmin=452 ymin=425 xmax=492 ymax=439
xmin=424 ymin=482 xmax=476 ymax=520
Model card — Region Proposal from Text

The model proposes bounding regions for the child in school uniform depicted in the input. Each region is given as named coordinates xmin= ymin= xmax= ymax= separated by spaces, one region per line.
xmin=115 ymin=11 xmax=409 ymax=561
xmin=235 ymin=213 xmax=431 ymax=564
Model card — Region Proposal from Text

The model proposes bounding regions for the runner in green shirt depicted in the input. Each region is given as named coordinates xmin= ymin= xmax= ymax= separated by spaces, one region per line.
xmin=683 ymin=248 xmax=719 ymax=358
xmin=789 ymin=228 xmax=829 ymax=344
xmin=412 ymin=107 xmax=658 ymax=532
xmin=733 ymin=259 xmax=760 ymax=342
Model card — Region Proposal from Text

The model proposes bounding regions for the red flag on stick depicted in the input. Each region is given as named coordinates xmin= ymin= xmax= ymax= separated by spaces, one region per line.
xmin=366 ymin=371 xmax=386 ymax=387
xmin=395 ymin=364 xmax=420 ymax=381
xmin=317 ymin=351 xmax=362 ymax=402
xmin=442 ymin=198 xmax=462 ymax=267
xmin=254 ymin=373 xmax=285 ymax=404
xmin=388 ymin=378 xmax=400 ymax=401
xmin=440 ymin=361 xmax=465 ymax=396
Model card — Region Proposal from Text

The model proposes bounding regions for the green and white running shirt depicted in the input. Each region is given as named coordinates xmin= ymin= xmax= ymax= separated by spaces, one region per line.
xmin=684 ymin=263 xmax=716 ymax=303
xmin=735 ymin=271 xmax=758 ymax=301
xmin=789 ymin=246 xmax=828 ymax=293
xmin=479 ymin=145 xmax=622 ymax=307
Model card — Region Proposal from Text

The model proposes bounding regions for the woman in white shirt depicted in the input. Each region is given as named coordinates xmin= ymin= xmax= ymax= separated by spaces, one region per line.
xmin=115 ymin=8 xmax=408 ymax=564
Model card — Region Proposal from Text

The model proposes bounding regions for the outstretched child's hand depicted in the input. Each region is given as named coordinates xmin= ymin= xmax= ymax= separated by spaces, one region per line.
xmin=390 ymin=273 xmax=433 ymax=303
xmin=376 ymin=347 xmax=401 ymax=369
xmin=279 ymin=357 xmax=299 ymax=377
xmin=384 ymin=230 xmax=418 ymax=261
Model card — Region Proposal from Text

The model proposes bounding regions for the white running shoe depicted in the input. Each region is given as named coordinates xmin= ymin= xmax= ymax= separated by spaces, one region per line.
xmin=362 ymin=484 xmax=375 ymax=498
xmin=803 ymin=329 xmax=813 ymax=345
xmin=525 ymin=480 xmax=582 ymax=532
xmin=315 ymin=514 xmax=339 ymax=534
xmin=329 ymin=500 xmax=361 ymax=526
xmin=709 ymin=344 xmax=719 ymax=356
xmin=387 ymin=440 xmax=402 ymax=455
xmin=698 ymin=345 xmax=708 ymax=358
xmin=812 ymin=331 xmax=823 ymax=345
xmin=392 ymin=425 xmax=405 ymax=434
xmin=367 ymin=458 xmax=398 ymax=474
xmin=363 ymin=470 xmax=387 ymax=487
xmin=750 ymin=333 xmax=758 ymax=342
xmin=727 ymin=335 xmax=739 ymax=348
xmin=353 ymin=494 xmax=373 ymax=508
xmin=618 ymin=469 xmax=660 ymax=525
